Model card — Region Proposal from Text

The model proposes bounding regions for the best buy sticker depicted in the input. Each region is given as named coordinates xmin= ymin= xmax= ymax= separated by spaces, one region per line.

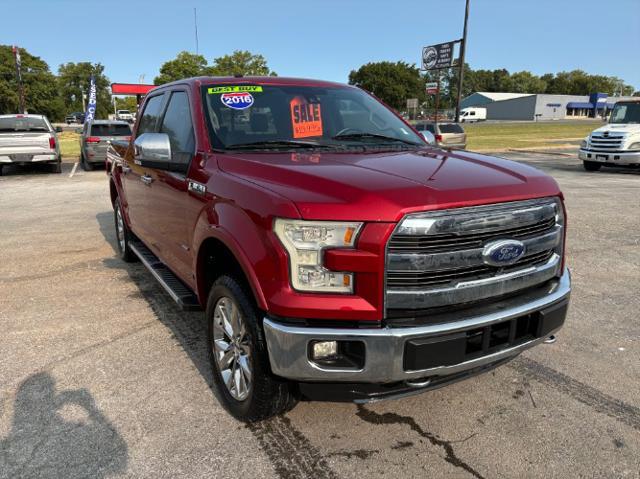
xmin=208 ymin=85 xmax=263 ymax=94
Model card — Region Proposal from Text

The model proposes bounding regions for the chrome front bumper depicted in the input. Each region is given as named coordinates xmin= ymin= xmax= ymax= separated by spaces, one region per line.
xmin=579 ymin=149 xmax=640 ymax=165
xmin=264 ymin=269 xmax=570 ymax=383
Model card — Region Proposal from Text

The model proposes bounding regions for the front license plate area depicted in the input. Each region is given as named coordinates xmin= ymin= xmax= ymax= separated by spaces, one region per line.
xmin=596 ymin=154 xmax=608 ymax=161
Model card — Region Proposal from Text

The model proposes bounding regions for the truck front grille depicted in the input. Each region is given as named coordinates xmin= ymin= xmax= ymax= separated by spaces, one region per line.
xmin=589 ymin=135 xmax=624 ymax=150
xmin=385 ymin=198 xmax=564 ymax=313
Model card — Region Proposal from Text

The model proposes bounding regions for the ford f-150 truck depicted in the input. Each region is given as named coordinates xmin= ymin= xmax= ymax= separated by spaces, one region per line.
xmin=579 ymin=99 xmax=640 ymax=171
xmin=106 ymin=77 xmax=571 ymax=422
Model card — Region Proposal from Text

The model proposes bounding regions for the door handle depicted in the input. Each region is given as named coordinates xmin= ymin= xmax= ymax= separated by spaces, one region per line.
xmin=140 ymin=174 xmax=153 ymax=185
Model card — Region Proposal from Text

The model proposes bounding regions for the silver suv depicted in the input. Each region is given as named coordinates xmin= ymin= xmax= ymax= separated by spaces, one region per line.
xmin=80 ymin=120 xmax=132 ymax=170
xmin=0 ymin=114 xmax=61 ymax=175
xmin=415 ymin=121 xmax=467 ymax=149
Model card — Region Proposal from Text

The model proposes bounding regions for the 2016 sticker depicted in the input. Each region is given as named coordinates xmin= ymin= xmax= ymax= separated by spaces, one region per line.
xmin=221 ymin=92 xmax=254 ymax=110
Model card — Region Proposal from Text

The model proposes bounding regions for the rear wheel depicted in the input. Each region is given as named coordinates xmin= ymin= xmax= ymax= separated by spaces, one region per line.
xmin=583 ymin=160 xmax=601 ymax=172
xmin=114 ymin=198 xmax=137 ymax=262
xmin=51 ymin=160 xmax=62 ymax=174
xmin=207 ymin=275 xmax=297 ymax=422
xmin=81 ymin=154 xmax=92 ymax=171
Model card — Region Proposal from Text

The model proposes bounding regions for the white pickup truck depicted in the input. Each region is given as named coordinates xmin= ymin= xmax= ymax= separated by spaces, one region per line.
xmin=0 ymin=114 xmax=61 ymax=175
xmin=115 ymin=110 xmax=134 ymax=123
xmin=579 ymin=100 xmax=640 ymax=171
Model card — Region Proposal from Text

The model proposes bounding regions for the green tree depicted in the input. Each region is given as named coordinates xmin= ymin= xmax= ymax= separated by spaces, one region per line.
xmin=57 ymin=62 xmax=111 ymax=119
xmin=114 ymin=96 xmax=139 ymax=113
xmin=349 ymin=61 xmax=425 ymax=111
xmin=502 ymin=71 xmax=547 ymax=93
xmin=154 ymin=51 xmax=209 ymax=85
xmin=0 ymin=45 xmax=64 ymax=121
xmin=208 ymin=50 xmax=276 ymax=77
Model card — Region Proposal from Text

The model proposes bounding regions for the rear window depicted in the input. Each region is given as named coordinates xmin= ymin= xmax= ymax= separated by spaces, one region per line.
xmin=0 ymin=117 xmax=49 ymax=132
xmin=438 ymin=123 xmax=464 ymax=134
xmin=90 ymin=124 xmax=132 ymax=136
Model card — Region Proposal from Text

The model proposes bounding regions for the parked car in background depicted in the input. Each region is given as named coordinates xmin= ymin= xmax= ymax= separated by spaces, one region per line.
xmin=579 ymin=99 xmax=640 ymax=171
xmin=116 ymin=110 xmax=134 ymax=123
xmin=460 ymin=107 xmax=486 ymax=122
xmin=106 ymin=77 xmax=569 ymax=422
xmin=80 ymin=120 xmax=131 ymax=171
xmin=0 ymin=114 xmax=61 ymax=175
xmin=414 ymin=121 xmax=467 ymax=149
xmin=65 ymin=111 xmax=85 ymax=124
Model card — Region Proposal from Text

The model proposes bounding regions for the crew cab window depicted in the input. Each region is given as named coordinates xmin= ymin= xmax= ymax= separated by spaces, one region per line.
xmin=159 ymin=91 xmax=195 ymax=164
xmin=137 ymin=94 xmax=165 ymax=135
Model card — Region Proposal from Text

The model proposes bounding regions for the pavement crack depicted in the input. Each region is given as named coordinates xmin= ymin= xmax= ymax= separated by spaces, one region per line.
xmin=356 ymin=405 xmax=485 ymax=479
xmin=511 ymin=357 xmax=640 ymax=431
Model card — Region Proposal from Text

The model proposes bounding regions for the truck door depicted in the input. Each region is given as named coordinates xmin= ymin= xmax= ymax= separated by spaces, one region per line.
xmin=121 ymin=93 xmax=166 ymax=243
xmin=143 ymin=90 xmax=197 ymax=285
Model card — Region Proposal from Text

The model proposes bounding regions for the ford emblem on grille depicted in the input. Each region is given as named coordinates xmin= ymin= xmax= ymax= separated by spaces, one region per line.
xmin=482 ymin=239 xmax=526 ymax=266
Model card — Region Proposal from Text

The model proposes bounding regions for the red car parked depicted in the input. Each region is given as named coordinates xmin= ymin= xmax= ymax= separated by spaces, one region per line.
xmin=107 ymin=76 xmax=570 ymax=422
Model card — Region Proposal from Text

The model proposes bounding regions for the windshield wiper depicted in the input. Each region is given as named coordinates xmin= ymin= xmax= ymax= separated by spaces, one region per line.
xmin=225 ymin=140 xmax=325 ymax=150
xmin=332 ymin=132 xmax=421 ymax=146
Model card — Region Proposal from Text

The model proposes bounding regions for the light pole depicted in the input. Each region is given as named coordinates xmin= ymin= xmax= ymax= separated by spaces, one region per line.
xmin=454 ymin=0 xmax=470 ymax=123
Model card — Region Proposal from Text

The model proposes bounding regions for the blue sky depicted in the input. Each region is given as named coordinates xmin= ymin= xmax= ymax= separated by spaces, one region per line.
xmin=2 ymin=0 xmax=639 ymax=89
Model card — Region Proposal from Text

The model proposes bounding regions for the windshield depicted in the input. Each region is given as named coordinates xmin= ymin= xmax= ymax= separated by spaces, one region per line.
xmin=201 ymin=84 xmax=424 ymax=150
xmin=609 ymin=103 xmax=640 ymax=124
xmin=0 ymin=116 xmax=49 ymax=132
xmin=117 ymin=110 xmax=131 ymax=114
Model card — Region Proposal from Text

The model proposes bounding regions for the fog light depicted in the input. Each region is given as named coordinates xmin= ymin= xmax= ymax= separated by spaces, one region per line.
xmin=311 ymin=341 xmax=338 ymax=360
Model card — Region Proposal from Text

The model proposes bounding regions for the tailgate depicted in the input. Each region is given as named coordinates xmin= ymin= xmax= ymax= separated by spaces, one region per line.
xmin=0 ymin=132 xmax=52 ymax=154
xmin=441 ymin=133 xmax=466 ymax=145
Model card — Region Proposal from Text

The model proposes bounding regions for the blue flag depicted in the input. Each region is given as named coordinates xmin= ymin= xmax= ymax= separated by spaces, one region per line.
xmin=84 ymin=75 xmax=97 ymax=123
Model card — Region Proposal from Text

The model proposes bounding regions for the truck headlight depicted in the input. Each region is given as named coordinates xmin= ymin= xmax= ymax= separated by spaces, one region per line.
xmin=629 ymin=142 xmax=640 ymax=150
xmin=580 ymin=139 xmax=588 ymax=148
xmin=274 ymin=219 xmax=362 ymax=293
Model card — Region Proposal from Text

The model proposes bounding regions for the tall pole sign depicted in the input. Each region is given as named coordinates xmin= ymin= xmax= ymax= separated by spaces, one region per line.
xmin=12 ymin=46 xmax=25 ymax=114
xmin=421 ymin=42 xmax=455 ymax=71
xmin=455 ymin=0 xmax=471 ymax=123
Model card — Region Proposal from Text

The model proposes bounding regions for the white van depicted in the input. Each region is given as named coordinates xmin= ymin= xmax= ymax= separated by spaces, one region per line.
xmin=460 ymin=107 xmax=486 ymax=122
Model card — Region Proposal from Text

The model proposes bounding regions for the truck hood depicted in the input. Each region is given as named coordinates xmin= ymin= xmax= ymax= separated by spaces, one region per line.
xmin=591 ymin=123 xmax=640 ymax=135
xmin=217 ymin=148 xmax=561 ymax=222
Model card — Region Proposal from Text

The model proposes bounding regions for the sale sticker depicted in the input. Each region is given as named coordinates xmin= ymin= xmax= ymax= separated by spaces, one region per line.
xmin=220 ymin=92 xmax=254 ymax=110
xmin=208 ymin=85 xmax=263 ymax=94
xmin=290 ymin=96 xmax=323 ymax=138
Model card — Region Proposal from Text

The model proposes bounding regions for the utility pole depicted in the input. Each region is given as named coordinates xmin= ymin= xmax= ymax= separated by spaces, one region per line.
xmin=12 ymin=46 xmax=26 ymax=114
xmin=194 ymin=8 xmax=199 ymax=55
xmin=454 ymin=0 xmax=470 ymax=123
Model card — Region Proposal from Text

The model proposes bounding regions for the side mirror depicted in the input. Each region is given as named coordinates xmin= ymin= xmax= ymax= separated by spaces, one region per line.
xmin=134 ymin=133 xmax=172 ymax=167
xmin=55 ymin=126 xmax=63 ymax=133
xmin=421 ymin=130 xmax=436 ymax=145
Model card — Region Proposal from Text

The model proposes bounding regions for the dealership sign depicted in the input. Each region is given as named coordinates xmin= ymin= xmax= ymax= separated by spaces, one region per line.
xmin=84 ymin=75 xmax=97 ymax=123
xmin=425 ymin=82 xmax=439 ymax=95
xmin=422 ymin=42 xmax=455 ymax=70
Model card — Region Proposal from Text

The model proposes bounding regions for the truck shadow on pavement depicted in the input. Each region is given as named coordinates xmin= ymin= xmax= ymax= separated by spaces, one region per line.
xmin=0 ymin=372 xmax=128 ymax=478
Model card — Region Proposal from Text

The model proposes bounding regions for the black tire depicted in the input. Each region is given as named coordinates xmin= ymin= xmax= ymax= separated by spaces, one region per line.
xmin=81 ymin=154 xmax=92 ymax=171
xmin=114 ymin=198 xmax=137 ymax=262
xmin=206 ymin=275 xmax=297 ymax=422
xmin=51 ymin=160 xmax=62 ymax=174
xmin=583 ymin=160 xmax=602 ymax=172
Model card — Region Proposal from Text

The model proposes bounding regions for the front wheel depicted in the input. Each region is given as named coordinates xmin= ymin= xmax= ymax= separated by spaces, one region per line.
xmin=207 ymin=276 xmax=297 ymax=422
xmin=583 ymin=160 xmax=602 ymax=172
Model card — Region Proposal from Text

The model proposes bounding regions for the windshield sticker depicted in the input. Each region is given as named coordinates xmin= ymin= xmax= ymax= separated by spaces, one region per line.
xmin=290 ymin=96 xmax=323 ymax=138
xmin=208 ymin=85 xmax=263 ymax=94
xmin=220 ymin=92 xmax=254 ymax=110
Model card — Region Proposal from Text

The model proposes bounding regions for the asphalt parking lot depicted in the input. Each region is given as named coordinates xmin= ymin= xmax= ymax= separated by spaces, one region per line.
xmin=1 ymin=152 xmax=639 ymax=479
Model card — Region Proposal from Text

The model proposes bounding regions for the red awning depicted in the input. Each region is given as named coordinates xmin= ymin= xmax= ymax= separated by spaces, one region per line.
xmin=111 ymin=83 xmax=156 ymax=95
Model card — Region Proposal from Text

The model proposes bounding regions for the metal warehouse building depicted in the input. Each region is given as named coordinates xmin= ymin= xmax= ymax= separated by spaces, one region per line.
xmin=461 ymin=92 xmax=636 ymax=121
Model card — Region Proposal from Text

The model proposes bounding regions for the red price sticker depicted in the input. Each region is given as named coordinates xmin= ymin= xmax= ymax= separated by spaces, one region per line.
xmin=290 ymin=96 xmax=323 ymax=138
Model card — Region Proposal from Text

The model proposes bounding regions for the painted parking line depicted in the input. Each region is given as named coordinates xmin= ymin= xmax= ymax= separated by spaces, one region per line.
xmin=68 ymin=162 xmax=78 ymax=178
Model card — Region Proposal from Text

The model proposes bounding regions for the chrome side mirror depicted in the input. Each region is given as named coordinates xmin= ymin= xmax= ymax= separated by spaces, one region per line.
xmin=421 ymin=130 xmax=436 ymax=145
xmin=134 ymin=133 xmax=171 ymax=164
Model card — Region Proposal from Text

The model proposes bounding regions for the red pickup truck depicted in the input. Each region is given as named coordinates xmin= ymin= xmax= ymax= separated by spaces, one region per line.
xmin=107 ymin=76 xmax=570 ymax=422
